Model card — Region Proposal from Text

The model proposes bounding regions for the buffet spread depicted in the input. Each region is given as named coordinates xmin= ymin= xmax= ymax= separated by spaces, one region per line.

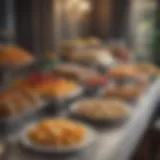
xmin=0 ymin=39 xmax=159 ymax=160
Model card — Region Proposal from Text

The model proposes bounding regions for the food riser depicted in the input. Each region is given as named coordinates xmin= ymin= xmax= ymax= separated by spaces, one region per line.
xmin=0 ymin=103 xmax=49 ymax=139
xmin=0 ymin=62 xmax=40 ymax=87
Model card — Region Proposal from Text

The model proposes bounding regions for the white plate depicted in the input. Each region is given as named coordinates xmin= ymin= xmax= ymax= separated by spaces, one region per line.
xmin=69 ymin=98 xmax=132 ymax=123
xmin=20 ymin=120 xmax=96 ymax=154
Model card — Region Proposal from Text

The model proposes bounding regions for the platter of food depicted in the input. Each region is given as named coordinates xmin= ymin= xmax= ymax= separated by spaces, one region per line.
xmin=0 ymin=89 xmax=43 ymax=120
xmin=70 ymin=98 xmax=131 ymax=123
xmin=82 ymin=75 xmax=109 ymax=97
xmin=68 ymin=49 xmax=116 ymax=68
xmin=108 ymin=42 xmax=133 ymax=63
xmin=20 ymin=118 xmax=96 ymax=153
xmin=0 ymin=88 xmax=46 ymax=134
xmin=14 ymin=72 xmax=83 ymax=100
xmin=108 ymin=64 xmax=150 ymax=87
xmin=100 ymin=83 xmax=143 ymax=103
xmin=0 ymin=45 xmax=34 ymax=68
xmin=136 ymin=63 xmax=160 ymax=81
xmin=53 ymin=63 xmax=99 ymax=82
xmin=108 ymin=64 xmax=140 ymax=80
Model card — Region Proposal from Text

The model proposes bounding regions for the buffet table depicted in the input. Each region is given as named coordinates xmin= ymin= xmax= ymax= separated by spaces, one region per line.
xmin=5 ymin=78 xmax=160 ymax=160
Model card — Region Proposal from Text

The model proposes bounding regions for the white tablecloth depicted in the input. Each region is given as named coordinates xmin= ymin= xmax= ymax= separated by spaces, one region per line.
xmin=7 ymin=79 xmax=160 ymax=160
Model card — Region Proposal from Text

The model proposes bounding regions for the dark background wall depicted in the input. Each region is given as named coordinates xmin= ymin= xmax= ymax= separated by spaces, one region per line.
xmin=15 ymin=0 xmax=54 ymax=56
xmin=2 ymin=0 xmax=157 ymax=56
xmin=0 ymin=0 xmax=15 ymax=44
xmin=15 ymin=0 xmax=34 ymax=51
xmin=89 ymin=0 xmax=130 ymax=40
xmin=0 ymin=1 xmax=6 ymax=28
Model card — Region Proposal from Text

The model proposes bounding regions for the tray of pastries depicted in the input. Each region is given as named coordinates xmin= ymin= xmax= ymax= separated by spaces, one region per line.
xmin=60 ymin=37 xmax=101 ymax=60
xmin=14 ymin=72 xmax=83 ymax=100
xmin=101 ymin=83 xmax=144 ymax=102
xmin=0 ymin=89 xmax=42 ymax=119
xmin=0 ymin=45 xmax=34 ymax=67
xmin=108 ymin=64 xmax=150 ymax=86
xmin=66 ymin=49 xmax=115 ymax=67
xmin=108 ymin=42 xmax=133 ymax=63
xmin=0 ymin=45 xmax=35 ymax=86
xmin=0 ymin=88 xmax=44 ymax=134
xmin=20 ymin=118 xmax=96 ymax=153
xmin=53 ymin=64 xmax=99 ymax=82
xmin=70 ymin=98 xmax=131 ymax=123
xmin=108 ymin=64 xmax=140 ymax=80
xmin=136 ymin=63 xmax=160 ymax=79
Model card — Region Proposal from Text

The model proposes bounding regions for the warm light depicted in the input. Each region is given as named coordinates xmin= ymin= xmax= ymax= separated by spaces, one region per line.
xmin=66 ymin=0 xmax=92 ymax=23
xmin=80 ymin=0 xmax=91 ymax=13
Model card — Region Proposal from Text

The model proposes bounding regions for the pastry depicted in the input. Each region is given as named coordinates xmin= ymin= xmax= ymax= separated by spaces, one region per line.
xmin=28 ymin=119 xmax=85 ymax=147
xmin=85 ymin=37 xmax=101 ymax=47
xmin=108 ymin=65 xmax=140 ymax=79
xmin=53 ymin=64 xmax=98 ymax=81
xmin=15 ymin=72 xmax=80 ymax=98
xmin=0 ymin=46 xmax=34 ymax=66
xmin=75 ymin=99 xmax=129 ymax=119
xmin=109 ymin=44 xmax=131 ymax=62
xmin=70 ymin=49 xmax=114 ymax=66
xmin=137 ymin=63 xmax=160 ymax=76
xmin=0 ymin=89 xmax=42 ymax=118
xmin=103 ymin=84 xmax=142 ymax=101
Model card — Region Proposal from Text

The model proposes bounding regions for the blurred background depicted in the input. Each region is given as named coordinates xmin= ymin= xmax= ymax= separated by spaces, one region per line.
xmin=0 ymin=0 xmax=158 ymax=61
xmin=0 ymin=1 xmax=160 ymax=160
